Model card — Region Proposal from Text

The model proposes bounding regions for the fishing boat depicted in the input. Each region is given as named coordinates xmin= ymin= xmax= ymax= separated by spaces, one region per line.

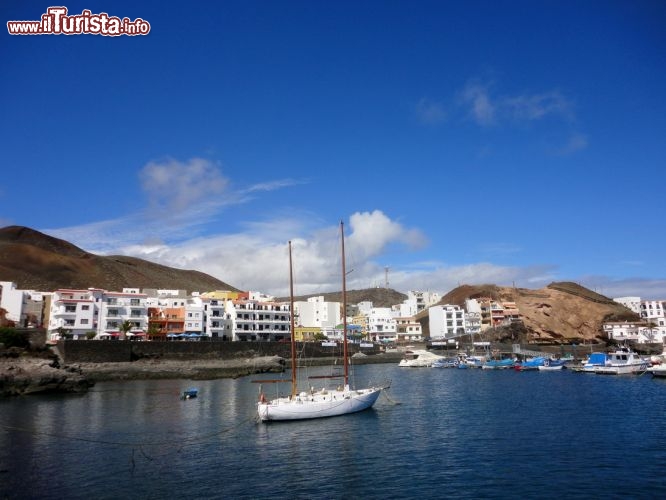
xmin=571 ymin=352 xmax=607 ymax=373
xmin=594 ymin=347 xmax=648 ymax=375
xmin=482 ymin=358 xmax=515 ymax=370
xmin=255 ymin=222 xmax=386 ymax=422
xmin=537 ymin=358 xmax=567 ymax=371
xmin=514 ymin=356 xmax=546 ymax=371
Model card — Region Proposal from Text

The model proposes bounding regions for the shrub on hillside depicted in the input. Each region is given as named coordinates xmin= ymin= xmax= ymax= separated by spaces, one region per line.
xmin=0 ymin=327 xmax=30 ymax=349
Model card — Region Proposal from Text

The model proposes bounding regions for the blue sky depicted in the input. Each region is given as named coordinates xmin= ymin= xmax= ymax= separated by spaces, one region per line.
xmin=2 ymin=1 xmax=665 ymax=299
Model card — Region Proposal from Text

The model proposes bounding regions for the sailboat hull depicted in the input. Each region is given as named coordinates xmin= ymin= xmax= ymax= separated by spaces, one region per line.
xmin=258 ymin=386 xmax=382 ymax=421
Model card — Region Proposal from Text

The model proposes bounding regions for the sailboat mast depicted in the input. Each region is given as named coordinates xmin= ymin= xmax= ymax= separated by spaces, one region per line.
xmin=289 ymin=241 xmax=297 ymax=397
xmin=341 ymin=221 xmax=349 ymax=386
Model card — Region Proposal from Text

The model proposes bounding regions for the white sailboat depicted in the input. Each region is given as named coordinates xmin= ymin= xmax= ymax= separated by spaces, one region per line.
xmin=256 ymin=221 xmax=385 ymax=422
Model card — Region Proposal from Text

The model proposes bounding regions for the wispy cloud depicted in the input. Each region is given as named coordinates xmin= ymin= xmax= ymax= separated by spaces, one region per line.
xmin=553 ymin=133 xmax=588 ymax=155
xmin=503 ymin=91 xmax=574 ymax=122
xmin=457 ymin=79 xmax=582 ymax=131
xmin=453 ymin=78 xmax=588 ymax=155
xmin=44 ymin=157 xmax=300 ymax=254
xmin=415 ymin=98 xmax=446 ymax=125
xmin=459 ymin=81 xmax=495 ymax=126
xmin=243 ymin=178 xmax=305 ymax=193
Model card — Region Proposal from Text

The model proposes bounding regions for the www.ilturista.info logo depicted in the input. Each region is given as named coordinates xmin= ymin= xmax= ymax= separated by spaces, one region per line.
xmin=7 ymin=6 xmax=151 ymax=36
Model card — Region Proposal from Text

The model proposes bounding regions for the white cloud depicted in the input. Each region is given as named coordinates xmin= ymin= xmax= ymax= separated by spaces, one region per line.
xmin=348 ymin=210 xmax=428 ymax=257
xmin=457 ymin=80 xmax=581 ymax=133
xmin=139 ymin=157 xmax=229 ymax=213
xmin=415 ymin=98 xmax=446 ymax=124
xmin=459 ymin=81 xmax=495 ymax=126
xmin=42 ymin=210 xmax=666 ymax=300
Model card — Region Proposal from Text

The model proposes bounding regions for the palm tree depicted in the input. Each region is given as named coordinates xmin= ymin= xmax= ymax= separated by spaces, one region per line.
xmin=147 ymin=323 xmax=161 ymax=340
xmin=645 ymin=321 xmax=659 ymax=342
xmin=119 ymin=320 xmax=133 ymax=340
xmin=55 ymin=326 xmax=71 ymax=340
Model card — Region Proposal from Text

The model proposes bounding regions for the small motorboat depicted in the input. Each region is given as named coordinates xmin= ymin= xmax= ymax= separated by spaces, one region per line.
xmin=182 ymin=388 xmax=198 ymax=399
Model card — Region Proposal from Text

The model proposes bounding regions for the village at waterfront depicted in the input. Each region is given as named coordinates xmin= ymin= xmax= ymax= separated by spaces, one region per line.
xmin=2 ymin=280 xmax=666 ymax=394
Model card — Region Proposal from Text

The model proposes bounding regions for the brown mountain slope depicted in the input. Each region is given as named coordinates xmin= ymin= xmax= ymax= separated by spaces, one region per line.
xmin=425 ymin=282 xmax=639 ymax=343
xmin=0 ymin=225 xmax=239 ymax=293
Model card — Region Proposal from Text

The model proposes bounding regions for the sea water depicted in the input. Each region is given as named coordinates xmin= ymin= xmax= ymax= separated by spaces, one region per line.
xmin=1 ymin=364 xmax=665 ymax=499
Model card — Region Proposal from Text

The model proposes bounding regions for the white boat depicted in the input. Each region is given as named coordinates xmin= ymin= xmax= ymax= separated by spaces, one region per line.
xmin=649 ymin=345 xmax=666 ymax=366
xmin=649 ymin=364 xmax=666 ymax=378
xmin=256 ymin=222 xmax=385 ymax=422
xmin=458 ymin=354 xmax=485 ymax=368
xmin=537 ymin=363 xmax=564 ymax=371
xmin=595 ymin=347 xmax=648 ymax=375
xmin=432 ymin=357 xmax=458 ymax=368
xmin=399 ymin=349 xmax=445 ymax=367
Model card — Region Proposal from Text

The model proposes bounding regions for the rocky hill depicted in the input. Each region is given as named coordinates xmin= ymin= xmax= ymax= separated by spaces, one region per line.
xmin=0 ymin=225 xmax=238 ymax=293
xmin=421 ymin=282 xmax=640 ymax=344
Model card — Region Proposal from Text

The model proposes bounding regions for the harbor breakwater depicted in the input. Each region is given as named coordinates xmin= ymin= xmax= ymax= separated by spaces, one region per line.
xmin=2 ymin=340 xmax=400 ymax=395
xmin=57 ymin=339 xmax=384 ymax=363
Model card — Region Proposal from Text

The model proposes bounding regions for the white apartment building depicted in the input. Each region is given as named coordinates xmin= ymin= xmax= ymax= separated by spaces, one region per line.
xmin=48 ymin=288 xmax=148 ymax=341
xmin=366 ymin=307 xmax=398 ymax=343
xmin=428 ymin=304 xmax=466 ymax=339
xmin=396 ymin=290 xmax=442 ymax=317
xmin=185 ymin=294 xmax=204 ymax=335
xmin=640 ymin=300 xmax=666 ymax=326
xmin=465 ymin=311 xmax=482 ymax=338
xmin=603 ymin=321 xmax=666 ymax=344
xmin=294 ymin=296 xmax=341 ymax=329
xmin=613 ymin=296 xmax=642 ymax=315
xmin=48 ymin=288 xmax=103 ymax=340
xmin=395 ymin=316 xmax=422 ymax=343
xmin=204 ymin=297 xmax=291 ymax=341
xmin=97 ymin=289 xmax=148 ymax=339
xmin=0 ymin=281 xmax=47 ymax=327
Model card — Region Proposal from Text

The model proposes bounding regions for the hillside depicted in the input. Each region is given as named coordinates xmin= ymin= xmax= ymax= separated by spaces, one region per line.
xmin=0 ymin=226 xmax=238 ymax=293
xmin=422 ymin=282 xmax=640 ymax=344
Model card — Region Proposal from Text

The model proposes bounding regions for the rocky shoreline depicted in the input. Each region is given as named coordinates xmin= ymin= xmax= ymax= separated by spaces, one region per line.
xmin=1 ymin=350 xmax=404 ymax=397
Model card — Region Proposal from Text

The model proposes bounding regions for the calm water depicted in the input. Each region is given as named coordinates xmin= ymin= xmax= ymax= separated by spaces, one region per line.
xmin=2 ymin=364 xmax=666 ymax=499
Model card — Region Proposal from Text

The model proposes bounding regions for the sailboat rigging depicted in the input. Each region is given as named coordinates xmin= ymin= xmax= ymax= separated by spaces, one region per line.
xmin=256 ymin=221 xmax=386 ymax=421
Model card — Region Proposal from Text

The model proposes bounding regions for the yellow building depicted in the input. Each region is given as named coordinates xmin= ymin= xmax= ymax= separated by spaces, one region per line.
xmin=294 ymin=325 xmax=322 ymax=342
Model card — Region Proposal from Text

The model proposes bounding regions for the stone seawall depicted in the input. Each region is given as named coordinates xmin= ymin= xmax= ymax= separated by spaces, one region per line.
xmin=59 ymin=340 xmax=382 ymax=364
